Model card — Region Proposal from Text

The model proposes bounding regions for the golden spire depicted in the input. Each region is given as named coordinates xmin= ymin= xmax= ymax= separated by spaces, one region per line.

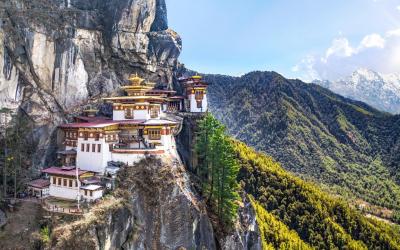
xmin=192 ymin=74 xmax=202 ymax=79
xmin=128 ymin=73 xmax=145 ymax=86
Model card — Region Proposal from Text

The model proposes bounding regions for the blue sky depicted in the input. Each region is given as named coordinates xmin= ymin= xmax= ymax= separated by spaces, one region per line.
xmin=166 ymin=0 xmax=400 ymax=81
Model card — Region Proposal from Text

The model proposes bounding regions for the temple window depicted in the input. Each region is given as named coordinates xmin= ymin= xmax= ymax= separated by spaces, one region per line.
xmin=195 ymin=90 xmax=204 ymax=100
xmin=92 ymin=144 xmax=96 ymax=152
xmin=148 ymin=129 xmax=161 ymax=140
xmin=63 ymin=179 xmax=67 ymax=186
xmin=125 ymin=108 xmax=133 ymax=119
xmin=97 ymin=144 xmax=101 ymax=153
xmin=81 ymin=143 xmax=85 ymax=152
xmin=52 ymin=177 xmax=56 ymax=185
xmin=150 ymin=107 xmax=159 ymax=118
xmin=86 ymin=144 xmax=90 ymax=152
xmin=69 ymin=180 xmax=73 ymax=187
xmin=57 ymin=178 xmax=61 ymax=186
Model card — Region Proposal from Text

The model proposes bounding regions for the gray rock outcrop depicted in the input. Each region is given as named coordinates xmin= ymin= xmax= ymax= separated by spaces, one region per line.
xmin=52 ymin=157 xmax=216 ymax=249
xmin=0 ymin=209 xmax=6 ymax=228
xmin=221 ymin=196 xmax=262 ymax=250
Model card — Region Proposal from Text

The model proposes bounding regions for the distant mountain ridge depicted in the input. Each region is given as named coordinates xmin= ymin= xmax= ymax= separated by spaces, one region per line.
xmin=314 ymin=69 xmax=400 ymax=114
xmin=203 ymin=70 xmax=400 ymax=210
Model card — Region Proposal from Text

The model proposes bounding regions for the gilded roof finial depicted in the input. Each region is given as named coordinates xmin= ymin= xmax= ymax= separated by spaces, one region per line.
xmin=128 ymin=73 xmax=144 ymax=86
xmin=192 ymin=73 xmax=202 ymax=79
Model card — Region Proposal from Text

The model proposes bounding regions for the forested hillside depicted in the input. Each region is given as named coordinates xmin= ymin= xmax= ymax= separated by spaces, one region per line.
xmin=205 ymin=71 xmax=400 ymax=211
xmin=233 ymin=140 xmax=400 ymax=249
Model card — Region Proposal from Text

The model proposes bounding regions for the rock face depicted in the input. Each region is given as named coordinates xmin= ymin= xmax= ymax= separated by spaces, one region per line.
xmin=0 ymin=0 xmax=181 ymax=164
xmin=221 ymin=196 xmax=262 ymax=250
xmin=52 ymin=157 xmax=216 ymax=249
xmin=0 ymin=209 xmax=6 ymax=228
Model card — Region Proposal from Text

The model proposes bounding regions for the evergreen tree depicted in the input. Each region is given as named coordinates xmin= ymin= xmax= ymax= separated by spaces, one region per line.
xmin=0 ymin=109 xmax=35 ymax=198
xmin=196 ymin=113 xmax=240 ymax=227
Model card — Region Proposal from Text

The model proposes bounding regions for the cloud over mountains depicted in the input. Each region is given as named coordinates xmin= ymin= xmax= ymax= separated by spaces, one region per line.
xmin=293 ymin=29 xmax=400 ymax=82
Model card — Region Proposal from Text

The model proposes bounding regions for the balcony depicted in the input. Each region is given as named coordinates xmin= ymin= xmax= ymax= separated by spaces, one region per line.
xmin=111 ymin=142 xmax=164 ymax=155
xmin=113 ymin=143 xmax=155 ymax=150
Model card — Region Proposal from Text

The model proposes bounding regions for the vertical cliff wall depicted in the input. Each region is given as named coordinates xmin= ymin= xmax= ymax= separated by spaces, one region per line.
xmin=0 ymin=0 xmax=181 ymax=164
xmin=176 ymin=115 xmax=263 ymax=250
xmin=52 ymin=157 xmax=217 ymax=250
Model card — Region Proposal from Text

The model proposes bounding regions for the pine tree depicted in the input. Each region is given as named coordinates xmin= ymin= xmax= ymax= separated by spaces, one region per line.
xmin=0 ymin=110 xmax=35 ymax=198
xmin=196 ymin=113 xmax=240 ymax=227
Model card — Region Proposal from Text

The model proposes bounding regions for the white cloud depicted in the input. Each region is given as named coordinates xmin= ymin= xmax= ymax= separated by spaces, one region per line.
xmin=324 ymin=38 xmax=356 ymax=60
xmin=397 ymin=5 xmax=400 ymax=12
xmin=359 ymin=33 xmax=385 ymax=49
xmin=293 ymin=30 xmax=400 ymax=81
xmin=292 ymin=55 xmax=319 ymax=81
xmin=387 ymin=28 xmax=400 ymax=37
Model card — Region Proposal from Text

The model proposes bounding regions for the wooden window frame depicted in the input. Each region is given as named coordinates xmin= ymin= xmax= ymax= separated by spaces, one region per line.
xmin=57 ymin=178 xmax=61 ymax=186
xmin=150 ymin=107 xmax=159 ymax=118
xmin=125 ymin=108 xmax=133 ymax=119
xmin=148 ymin=129 xmax=161 ymax=140
xmin=83 ymin=132 xmax=88 ymax=141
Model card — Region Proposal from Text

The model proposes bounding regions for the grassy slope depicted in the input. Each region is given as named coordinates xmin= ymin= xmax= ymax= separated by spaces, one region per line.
xmin=233 ymin=140 xmax=400 ymax=249
xmin=206 ymin=71 xmax=400 ymax=210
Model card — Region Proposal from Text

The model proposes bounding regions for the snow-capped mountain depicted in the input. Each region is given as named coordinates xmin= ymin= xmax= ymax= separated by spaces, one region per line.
xmin=314 ymin=69 xmax=400 ymax=114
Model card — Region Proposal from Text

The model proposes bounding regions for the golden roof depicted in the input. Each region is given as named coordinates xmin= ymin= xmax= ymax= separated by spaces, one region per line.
xmin=83 ymin=109 xmax=98 ymax=113
xmin=125 ymin=74 xmax=156 ymax=89
xmin=192 ymin=75 xmax=202 ymax=79
xmin=128 ymin=73 xmax=145 ymax=86
xmin=103 ymin=96 xmax=166 ymax=101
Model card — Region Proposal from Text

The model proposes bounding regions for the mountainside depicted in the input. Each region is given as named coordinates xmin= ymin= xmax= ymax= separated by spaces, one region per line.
xmin=314 ymin=69 xmax=400 ymax=114
xmin=205 ymin=71 xmax=400 ymax=210
xmin=0 ymin=0 xmax=181 ymax=164
xmin=234 ymin=141 xmax=400 ymax=249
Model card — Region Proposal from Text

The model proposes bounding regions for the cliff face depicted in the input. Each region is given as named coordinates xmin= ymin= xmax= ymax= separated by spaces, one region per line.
xmin=0 ymin=0 xmax=181 ymax=163
xmin=176 ymin=114 xmax=262 ymax=250
xmin=52 ymin=157 xmax=216 ymax=249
